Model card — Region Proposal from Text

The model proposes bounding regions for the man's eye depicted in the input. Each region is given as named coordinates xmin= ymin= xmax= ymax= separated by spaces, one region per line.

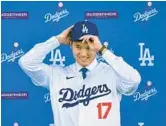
xmin=86 ymin=47 xmax=90 ymax=50
xmin=76 ymin=46 xmax=81 ymax=49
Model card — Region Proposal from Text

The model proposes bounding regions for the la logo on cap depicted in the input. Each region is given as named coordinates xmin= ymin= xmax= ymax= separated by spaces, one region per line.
xmin=82 ymin=24 xmax=88 ymax=33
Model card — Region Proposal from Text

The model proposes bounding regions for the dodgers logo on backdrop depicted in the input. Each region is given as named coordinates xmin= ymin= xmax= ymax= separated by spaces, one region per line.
xmin=133 ymin=81 xmax=157 ymax=102
xmin=82 ymin=24 xmax=88 ymax=33
xmin=49 ymin=49 xmax=66 ymax=66
xmin=58 ymin=84 xmax=111 ymax=108
xmin=138 ymin=43 xmax=154 ymax=66
xmin=1 ymin=49 xmax=24 ymax=63
xmin=134 ymin=8 xmax=158 ymax=22
xmin=133 ymin=87 xmax=157 ymax=101
xmin=44 ymin=9 xmax=69 ymax=23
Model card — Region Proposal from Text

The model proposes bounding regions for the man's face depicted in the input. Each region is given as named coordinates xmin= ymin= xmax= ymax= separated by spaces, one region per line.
xmin=71 ymin=41 xmax=96 ymax=67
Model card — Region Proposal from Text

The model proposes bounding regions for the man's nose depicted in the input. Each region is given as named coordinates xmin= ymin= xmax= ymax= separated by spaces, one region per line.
xmin=80 ymin=49 xmax=87 ymax=57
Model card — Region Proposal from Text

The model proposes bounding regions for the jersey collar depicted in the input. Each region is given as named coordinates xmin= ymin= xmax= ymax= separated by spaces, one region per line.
xmin=75 ymin=58 xmax=98 ymax=72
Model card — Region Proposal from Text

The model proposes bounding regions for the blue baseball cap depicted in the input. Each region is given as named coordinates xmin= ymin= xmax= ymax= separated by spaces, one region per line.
xmin=70 ymin=20 xmax=99 ymax=42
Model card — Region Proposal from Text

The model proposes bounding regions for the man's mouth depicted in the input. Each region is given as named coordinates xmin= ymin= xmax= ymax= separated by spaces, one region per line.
xmin=79 ymin=58 xmax=89 ymax=62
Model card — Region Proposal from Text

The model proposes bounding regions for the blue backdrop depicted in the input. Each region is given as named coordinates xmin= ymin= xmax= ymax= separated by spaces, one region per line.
xmin=1 ymin=1 xmax=166 ymax=126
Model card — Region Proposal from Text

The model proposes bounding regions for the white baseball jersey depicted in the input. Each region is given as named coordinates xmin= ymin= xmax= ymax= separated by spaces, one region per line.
xmin=19 ymin=36 xmax=141 ymax=126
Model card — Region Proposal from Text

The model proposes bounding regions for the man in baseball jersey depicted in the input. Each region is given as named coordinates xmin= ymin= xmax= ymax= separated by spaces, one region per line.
xmin=19 ymin=20 xmax=141 ymax=126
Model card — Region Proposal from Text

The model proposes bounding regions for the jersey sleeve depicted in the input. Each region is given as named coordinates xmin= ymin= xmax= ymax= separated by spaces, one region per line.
xmin=18 ymin=36 xmax=60 ymax=89
xmin=102 ymin=50 xmax=141 ymax=95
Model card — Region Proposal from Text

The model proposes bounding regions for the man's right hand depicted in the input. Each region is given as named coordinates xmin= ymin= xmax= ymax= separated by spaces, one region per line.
xmin=56 ymin=25 xmax=74 ymax=45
